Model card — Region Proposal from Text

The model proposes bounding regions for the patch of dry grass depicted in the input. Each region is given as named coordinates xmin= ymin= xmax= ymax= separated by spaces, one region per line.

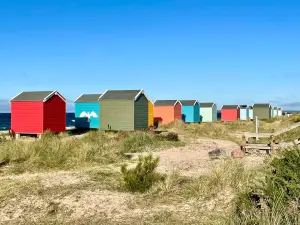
xmin=0 ymin=156 xmax=265 ymax=225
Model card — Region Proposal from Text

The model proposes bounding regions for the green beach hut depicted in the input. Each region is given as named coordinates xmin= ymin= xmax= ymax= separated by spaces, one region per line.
xmin=99 ymin=89 xmax=149 ymax=131
xmin=199 ymin=102 xmax=217 ymax=122
xmin=253 ymin=103 xmax=272 ymax=120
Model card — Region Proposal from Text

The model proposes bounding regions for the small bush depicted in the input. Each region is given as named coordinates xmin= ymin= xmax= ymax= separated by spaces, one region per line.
xmin=163 ymin=132 xmax=179 ymax=141
xmin=121 ymin=154 xmax=164 ymax=192
xmin=232 ymin=145 xmax=300 ymax=223
xmin=266 ymin=145 xmax=300 ymax=204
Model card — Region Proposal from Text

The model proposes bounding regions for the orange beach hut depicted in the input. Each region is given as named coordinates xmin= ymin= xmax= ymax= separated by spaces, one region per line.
xmin=153 ymin=100 xmax=182 ymax=125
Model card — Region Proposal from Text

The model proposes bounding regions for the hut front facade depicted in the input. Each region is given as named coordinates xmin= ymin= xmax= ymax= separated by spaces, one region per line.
xmin=200 ymin=103 xmax=217 ymax=122
xmin=11 ymin=91 xmax=66 ymax=134
xmin=180 ymin=100 xmax=200 ymax=123
xmin=148 ymin=100 xmax=154 ymax=127
xmin=278 ymin=108 xmax=283 ymax=117
xmin=74 ymin=94 xmax=101 ymax=129
xmin=240 ymin=105 xmax=249 ymax=121
xmin=99 ymin=90 xmax=149 ymax=131
xmin=273 ymin=107 xmax=278 ymax=118
xmin=249 ymin=106 xmax=253 ymax=120
xmin=253 ymin=103 xmax=272 ymax=120
xmin=153 ymin=100 xmax=182 ymax=125
xmin=221 ymin=105 xmax=240 ymax=121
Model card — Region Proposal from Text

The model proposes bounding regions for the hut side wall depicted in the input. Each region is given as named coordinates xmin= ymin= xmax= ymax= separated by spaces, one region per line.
xmin=44 ymin=95 xmax=66 ymax=133
xmin=174 ymin=102 xmax=182 ymax=121
xmin=212 ymin=104 xmax=218 ymax=122
xmin=134 ymin=94 xmax=148 ymax=130
xmin=148 ymin=101 xmax=154 ymax=127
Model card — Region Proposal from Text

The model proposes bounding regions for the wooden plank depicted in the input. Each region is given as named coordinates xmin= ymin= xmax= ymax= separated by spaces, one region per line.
xmin=245 ymin=146 xmax=271 ymax=150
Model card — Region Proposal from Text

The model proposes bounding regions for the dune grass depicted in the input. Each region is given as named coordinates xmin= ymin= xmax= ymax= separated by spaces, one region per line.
xmin=0 ymin=130 xmax=184 ymax=175
xmin=276 ymin=126 xmax=300 ymax=142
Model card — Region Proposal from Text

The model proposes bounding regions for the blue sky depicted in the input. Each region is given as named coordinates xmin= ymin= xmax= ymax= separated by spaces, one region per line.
xmin=0 ymin=0 xmax=299 ymax=112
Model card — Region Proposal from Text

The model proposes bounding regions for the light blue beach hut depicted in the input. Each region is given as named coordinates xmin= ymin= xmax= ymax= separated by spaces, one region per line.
xmin=180 ymin=100 xmax=200 ymax=123
xmin=240 ymin=105 xmax=249 ymax=121
xmin=278 ymin=108 xmax=283 ymax=117
xmin=248 ymin=106 xmax=253 ymax=120
xmin=273 ymin=107 xmax=278 ymax=118
xmin=199 ymin=103 xmax=218 ymax=122
xmin=74 ymin=94 xmax=102 ymax=129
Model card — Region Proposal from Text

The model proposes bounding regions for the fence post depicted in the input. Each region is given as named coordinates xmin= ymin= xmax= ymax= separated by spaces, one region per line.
xmin=255 ymin=116 xmax=259 ymax=141
xmin=242 ymin=135 xmax=246 ymax=153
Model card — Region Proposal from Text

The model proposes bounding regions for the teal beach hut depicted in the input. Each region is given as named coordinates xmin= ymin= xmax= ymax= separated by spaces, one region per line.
xmin=240 ymin=105 xmax=249 ymax=121
xmin=199 ymin=102 xmax=217 ymax=122
xmin=74 ymin=94 xmax=102 ymax=129
xmin=180 ymin=100 xmax=200 ymax=123
xmin=249 ymin=106 xmax=253 ymax=120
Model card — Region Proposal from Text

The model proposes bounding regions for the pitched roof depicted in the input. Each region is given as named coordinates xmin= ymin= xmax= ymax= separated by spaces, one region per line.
xmin=240 ymin=105 xmax=248 ymax=109
xmin=253 ymin=103 xmax=271 ymax=107
xmin=273 ymin=107 xmax=278 ymax=110
xmin=99 ymin=90 xmax=148 ymax=101
xmin=249 ymin=106 xmax=253 ymax=109
xmin=180 ymin=100 xmax=198 ymax=106
xmin=200 ymin=102 xmax=215 ymax=107
xmin=222 ymin=105 xmax=239 ymax=109
xmin=11 ymin=91 xmax=65 ymax=102
xmin=75 ymin=94 xmax=102 ymax=103
xmin=154 ymin=100 xmax=180 ymax=106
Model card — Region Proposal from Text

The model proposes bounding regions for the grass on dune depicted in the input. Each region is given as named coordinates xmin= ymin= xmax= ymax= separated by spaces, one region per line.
xmin=0 ymin=130 xmax=184 ymax=175
xmin=276 ymin=126 xmax=300 ymax=142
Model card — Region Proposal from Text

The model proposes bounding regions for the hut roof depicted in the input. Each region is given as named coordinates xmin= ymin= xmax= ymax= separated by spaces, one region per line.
xmin=154 ymin=100 xmax=180 ymax=106
xmin=180 ymin=100 xmax=198 ymax=106
xmin=222 ymin=105 xmax=239 ymax=109
xmin=99 ymin=90 xmax=149 ymax=101
xmin=199 ymin=102 xmax=215 ymax=107
xmin=240 ymin=105 xmax=248 ymax=109
xmin=11 ymin=91 xmax=65 ymax=102
xmin=75 ymin=94 xmax=102 ymax=103
xmin=253 ymin=103 xmax=271 ymax=107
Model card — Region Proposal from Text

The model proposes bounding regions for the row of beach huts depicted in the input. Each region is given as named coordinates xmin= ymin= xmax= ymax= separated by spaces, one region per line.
xmin=9 ymin=90 xmax=283 ymax=136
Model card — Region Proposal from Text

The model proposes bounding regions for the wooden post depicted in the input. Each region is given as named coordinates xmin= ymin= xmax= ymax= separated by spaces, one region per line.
xmin=15 ymin=133 xmax=20 ymax=140
xmin=255 ymin=116 xmax=260 ymax=141
xmin=270 ymin=135 xmax=275 ymax=153
xmin=242 ymin=135 xmax=246 ymax=153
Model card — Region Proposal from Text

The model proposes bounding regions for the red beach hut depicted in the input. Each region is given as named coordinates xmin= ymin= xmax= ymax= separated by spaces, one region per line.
xmin=221 ymin=105 xmax=240 ymax=122
xmin=10 ymin=91 xmax=66 ymax=136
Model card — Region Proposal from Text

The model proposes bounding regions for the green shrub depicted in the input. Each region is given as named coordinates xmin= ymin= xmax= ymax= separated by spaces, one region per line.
xmin=266 ymin=145 xmax=300 ymax=204
xmin=232 ymin=145 xmax=300 ymax=223
xmin=121 ymin=154 xmax=164 ymax=192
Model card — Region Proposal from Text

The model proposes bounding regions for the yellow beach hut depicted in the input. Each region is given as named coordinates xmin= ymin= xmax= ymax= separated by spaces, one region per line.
xmin=148 ymin=100 xmax=154 ymax=127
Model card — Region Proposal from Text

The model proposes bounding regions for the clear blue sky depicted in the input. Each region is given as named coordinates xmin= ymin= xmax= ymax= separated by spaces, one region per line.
xmin=0 ymin=0 xmax=299 ymax=112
